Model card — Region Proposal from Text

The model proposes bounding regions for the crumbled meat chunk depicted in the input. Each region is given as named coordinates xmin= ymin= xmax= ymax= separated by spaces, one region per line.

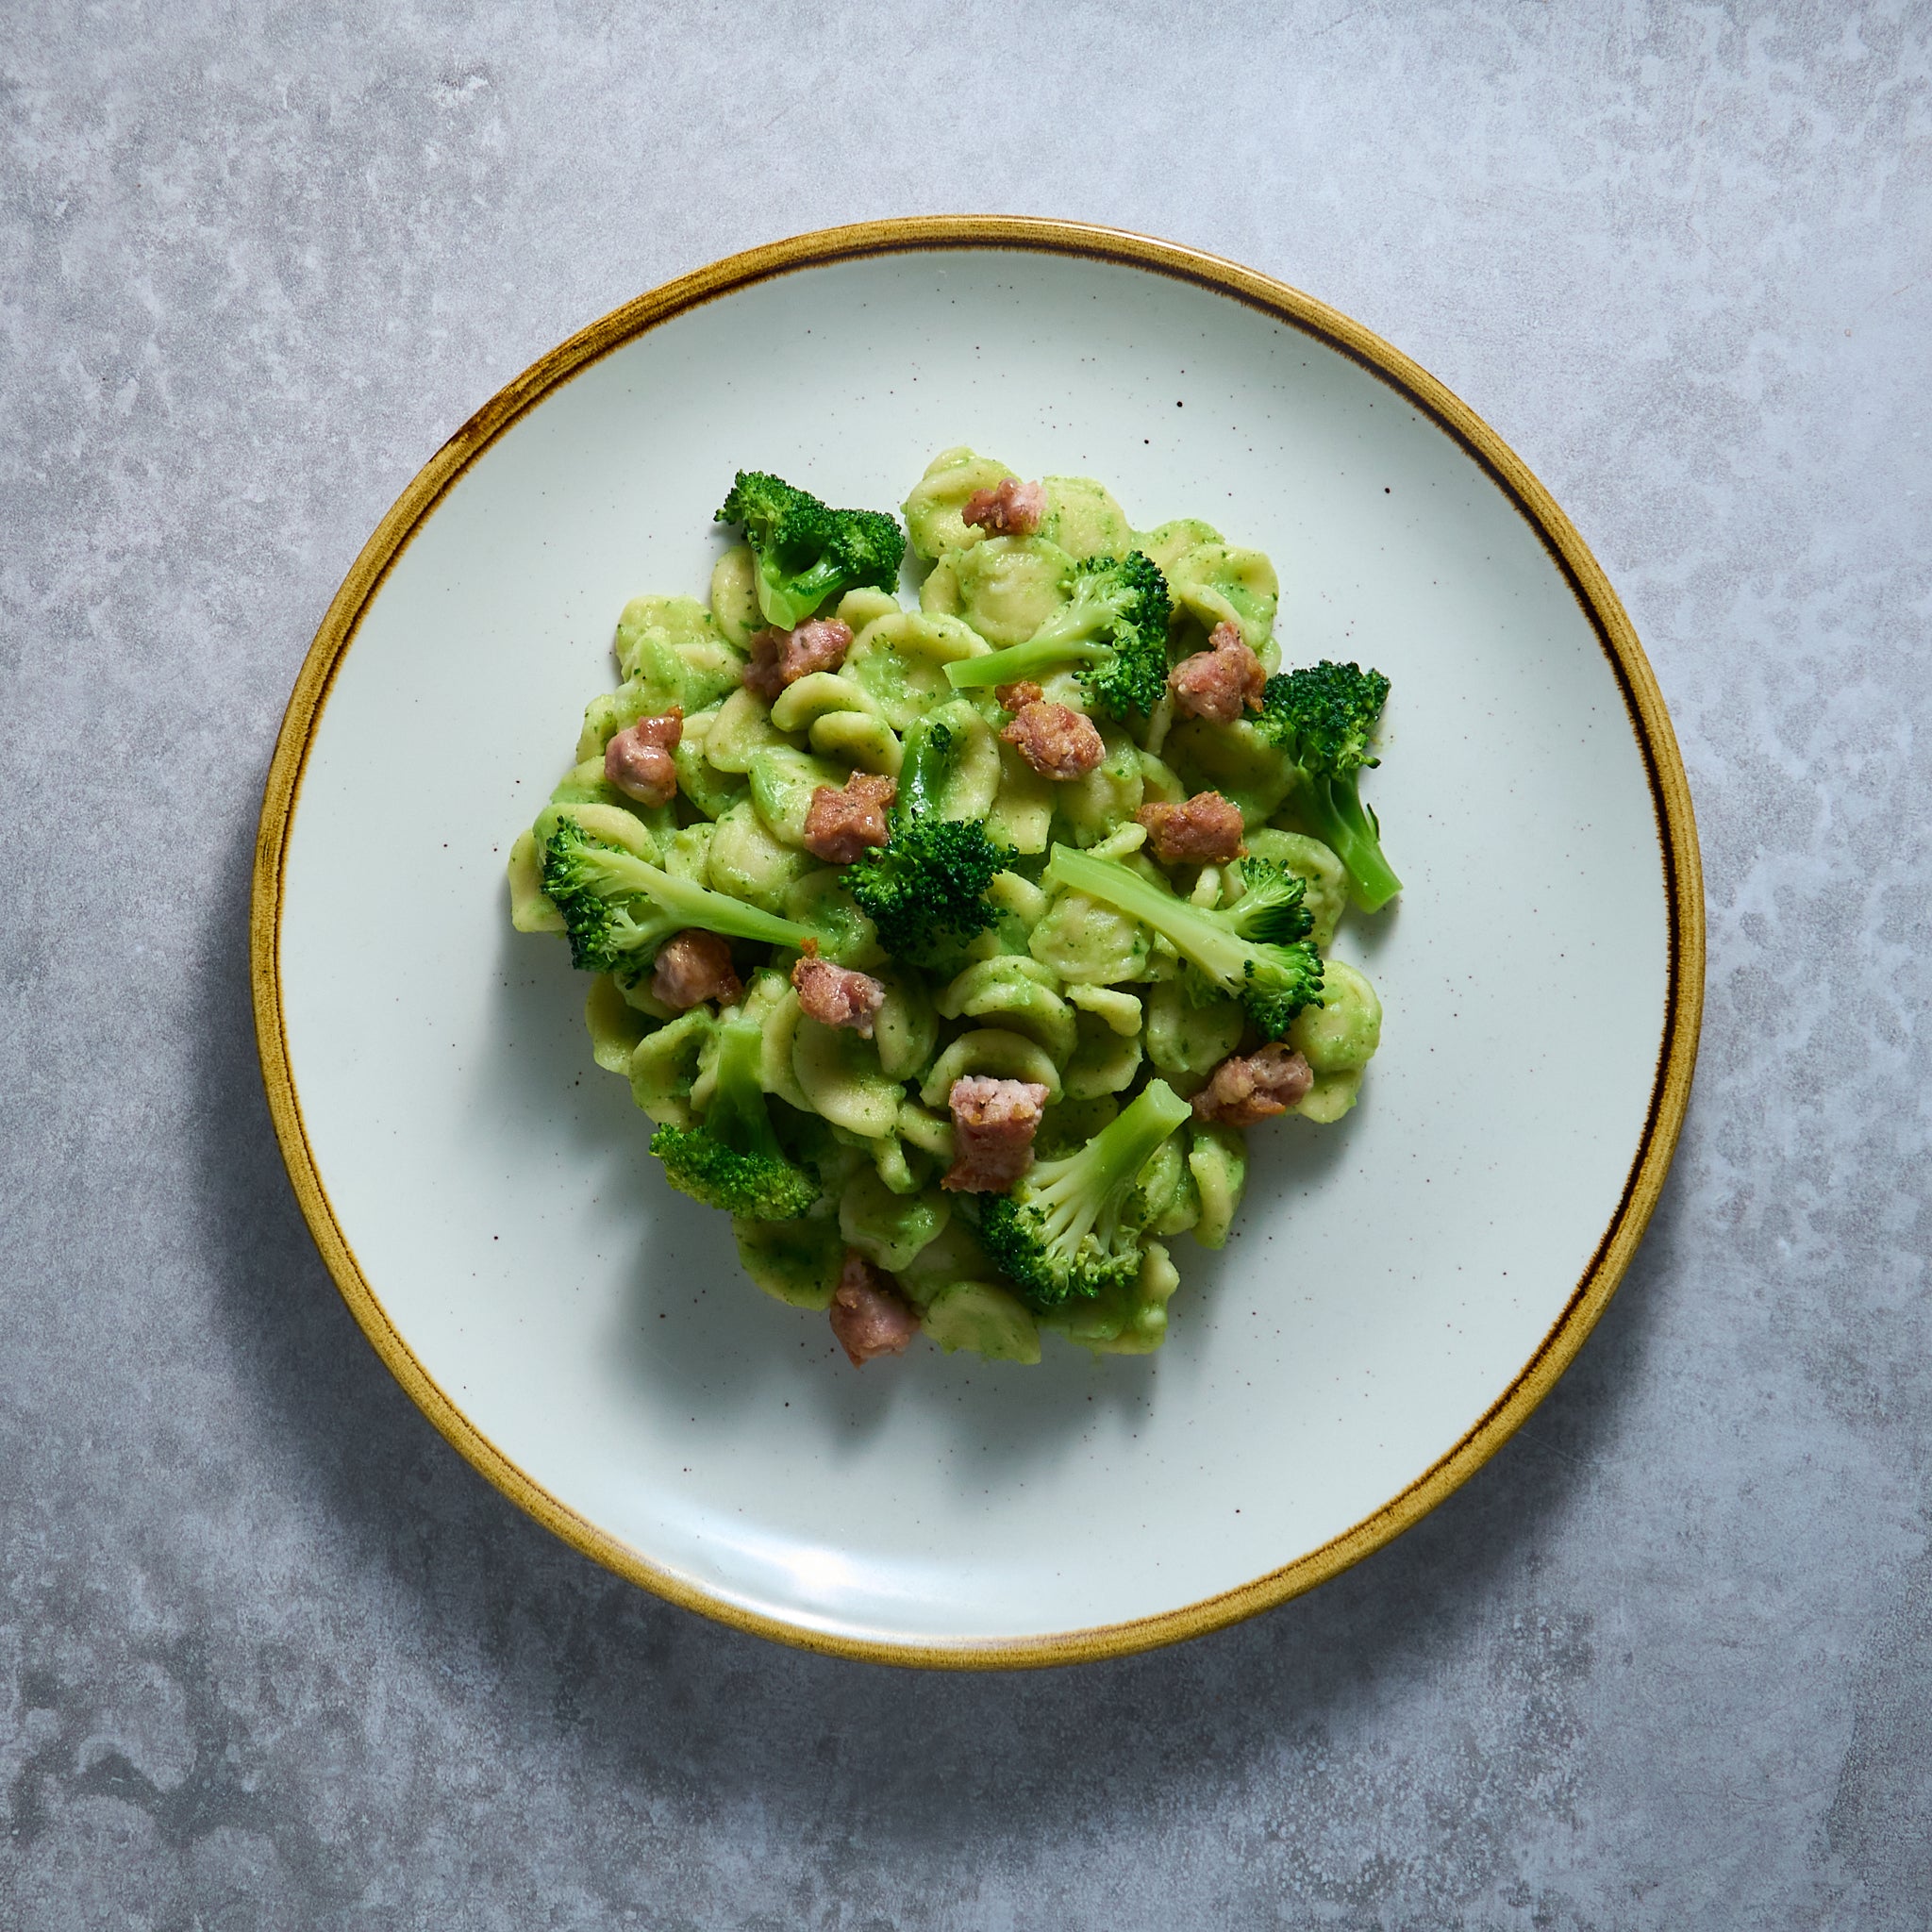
xmin=603 ymin=707 xmax=684 ymax=806
xmin=829 ymin=1250 xmax=921 ymax=1365
xmin=994 ymin=680 xmax=1045 ymax=711
xmin=1000 ymin=700 xmax=1106 ymax=780
xmin=791 ymin=947 xmax=887 ymax=1037
xmin=1169 ymin=620 xmax=1267 ymax=724
xmin=1136 ymin=791 xmax=1247 ymax=864
xmin=1191 ymin=1043 xmax=1313 ymax=1126
xmin=942 ymin=1075 xmax=1051 ymax=1193
xmin=743 ymin=618 xmax=854 ymax=699
xmin=650 ymin=928 xmax=742 ymax=1011
xmin=801 ymin=771 xmax=897 ymax=864
xmin=962 ymin=477 xmax=1045 ymax=538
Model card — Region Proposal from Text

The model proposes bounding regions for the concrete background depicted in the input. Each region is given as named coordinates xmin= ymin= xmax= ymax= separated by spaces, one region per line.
xmin=2 ymin=2 xmax=1927 ymax=1924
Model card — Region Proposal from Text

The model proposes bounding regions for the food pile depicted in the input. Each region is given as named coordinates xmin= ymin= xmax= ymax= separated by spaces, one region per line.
xmin=508 ymin=450 xmax=1398 ymax=1365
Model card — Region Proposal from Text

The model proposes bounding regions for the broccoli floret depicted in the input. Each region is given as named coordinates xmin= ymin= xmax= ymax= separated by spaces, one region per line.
xmin=650 ymin=1015 xmax=819 ymax=1220
xmin=977 ymin=1079 xmax=1193 ymax=1308
xmin=943 ymin=552 xmax=1173 ymax=718
xmin=1044 ymin=844 xmax=1324 ymax=1040
xmin=541 ymin=816 xmax=815 ymax=974
xmin=715 ymin=470 xmax=907 ymax=629
xmin=1252 ymin=660 xmax=1401 ymax=912
xmin=845 ymin=716 xmax=1009 ymax=965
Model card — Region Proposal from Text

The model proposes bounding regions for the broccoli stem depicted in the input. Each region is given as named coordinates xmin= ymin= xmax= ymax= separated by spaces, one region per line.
xmin=758 ymin=555 xmax=844 ymax=629
xmin=944 ymin=632 xmax=1108 ymax=691
xmin=575 ymin=841 xmax=816 ymax=950
xmin=706 ymin=1018 xmax=777 ymax=1156
xmin=896 ymin=714 xmax=957 ymax=818
xmin=1044 ymin=845 xmax=1254 ymax=990
xmin=1299 ymin=776 xmax=1403 ymax=913
xmin=1027 ymin=1078 xmax=1193 ymax=1253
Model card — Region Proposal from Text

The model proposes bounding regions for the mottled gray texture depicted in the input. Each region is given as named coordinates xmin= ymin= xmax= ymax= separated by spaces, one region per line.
xmin=1 ymin=0 xmax=1926 ymax=1924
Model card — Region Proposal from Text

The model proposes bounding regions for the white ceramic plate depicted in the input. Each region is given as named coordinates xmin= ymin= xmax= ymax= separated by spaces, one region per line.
xmin=254 ymin=220 xmax=1702 ymax=1667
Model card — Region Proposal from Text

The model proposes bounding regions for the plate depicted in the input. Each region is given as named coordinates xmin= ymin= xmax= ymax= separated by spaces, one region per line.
xmin=253 ymin=218 xmax=1703 ymax=1667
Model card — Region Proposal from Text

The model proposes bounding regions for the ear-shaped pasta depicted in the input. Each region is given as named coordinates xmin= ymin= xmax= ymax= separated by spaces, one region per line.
xmin=507 ymin=830 xmax=564 ymax=933
xmin=708 ymin=547 xmax=764 ymax=649
xmin=935 ymin=957 xmax=1077 ymax=1063
xmin=707 ymin=801 xmax=816 ymax=913
xmin=749 ymin=745 xmax=855 ymax=848
xmin=895 ymin=1098 xmax=955 ymax=1159
xmin=584 ymin=974 xmax=655 ymax=1073
xmin=918 ymin=1028 xmax=1062 ymax=1108
xmin=1188 ymin=1124 xmax=1248 ymax=1248
xmin=949 ymin=536 xmax=1076 ymax=647
xmin=1124 ymin=1135 xmax=1190 ymax=1229
xmin=628 ymin=1007 xmax=714 ymax=1127
xmin=1162 ymin=717 xmax=1296 ymax=828
xmin=1290 ymin=958 xmax=1382 ymax=1074
xmin=835 ymin=585 xmax=904 ymax=633
xmin=531 ymin=800 xmax=662 ymax=865
xmin=873 ymin=969 xmax=939 ymax=1082
xmin=1063 ymin=1008 xmax=1143 ymax=1099
xmin=902 ymin=447 xmax=1017 ymax=561
xmin=846 ymin=611 xmax=987 ymax=730
xmin=754 ymin=985 xmax=815 ymax=1111
xmin=1038 ymin=475 xmax=1132 ymax=562
xmin=732 ymin=1214 xmax=843 ymax=1308
xmin=922 ymin=1281 xmax=1041 ymax=1363
xmin=769 ymin=672 xmax=903 ymax=776
xmin=894 ymin=1215 xmax=995 ymax=1307
xmin=840 ymin=1168 xmax=950 ymax=1272
xmin=782 ymin=869 xmax=884 ymax=969
xmin=1144 ymin=978 xmax=1244 ymax=1080
xmin=1165 ymin=541 xmax=1279 ymax=651
xmin=1028 ymin=887 xmax=1150 ymax=986
xmin=1132 ymin=519 xmax=1224 ymax=575
xmin=1051 ymin=727 xmax=1147 ymax=848
xmin=704 ymin=686 xmax=800 ymax=774
xmin=987 ymin=739 xmax=1057 ymax=855
xmin=792 ymin=1015 xmax=904 ymax=1139
xmin=1064 ymin=983 xmax=1142 ymax=1036
xmin=669 ymin=707 xmax=750 ymax=821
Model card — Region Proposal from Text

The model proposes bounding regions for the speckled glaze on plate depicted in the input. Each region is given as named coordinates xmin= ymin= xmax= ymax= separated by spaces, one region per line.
xmin=252 ymin=218 xmax=1703 ymax=1668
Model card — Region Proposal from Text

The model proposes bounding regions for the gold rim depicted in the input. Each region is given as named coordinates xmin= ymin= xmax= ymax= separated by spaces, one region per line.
xmin=252 ymin=216 xmax=1705 ymax=1669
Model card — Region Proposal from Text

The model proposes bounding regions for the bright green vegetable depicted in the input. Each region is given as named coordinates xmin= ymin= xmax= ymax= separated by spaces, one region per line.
xmin=649 ymin=1015 xmax=820 ymax=1220
xmin=1043 ymin=844 xmax=1324 ymax=1040
xmin=1253 ymin=660 xmax=1401 ymax=912
xmin=943 ymin=552 xmax=1172 ymax=719
xmin=715 ymin=470 xmax=907 ymax=630
xmin=845 ymin=715 xmax=1010 ymax=965
xmin=540 ymin=816 xmax=814 ymax=974
xmin=976 ymin=1078 xmax=1192 ymax=1309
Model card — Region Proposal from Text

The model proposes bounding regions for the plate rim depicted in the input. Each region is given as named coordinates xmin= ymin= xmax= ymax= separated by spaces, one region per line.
xmin=250 ymin=215 xmax=1706 ymax=1670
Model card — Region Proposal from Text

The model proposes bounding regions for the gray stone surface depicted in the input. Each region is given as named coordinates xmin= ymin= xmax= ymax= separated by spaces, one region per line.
xmin=1 ymin=1 xmax=1926 ymax=1924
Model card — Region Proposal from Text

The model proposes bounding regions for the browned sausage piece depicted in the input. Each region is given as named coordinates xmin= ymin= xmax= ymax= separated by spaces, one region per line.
xmin=650 ymin=929 xmax=742 ymax=1011
xmin=1169 ymin=620 xmax=1267 ymax=724
xmin=962 ymin=477 xmax=1045 ymax=537
xmin=1136 ymin=791 xmax=1246 ymax=865
xmin=603 ymin=706 xmax=685 ymax=806
xmin=942 ymin=1075 xmax=1051 ymax=1193
xmin=829 ymin=1250 xmax=922 ymax=1365
xmin=1000 ymin=700 xmax=1106 ymax=781
xmin=791 ymin=949 xmax=888 ymax=1038
xmin=801 ymin=771 xmax=898 ymax=865
xmin=995 ymin=679 xmax=1045 ymax=711
xmin=742 ymin=619 xmax=856 ymax=699
xmin=1191 ymin=1043 xmax=1313 ymax=1126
